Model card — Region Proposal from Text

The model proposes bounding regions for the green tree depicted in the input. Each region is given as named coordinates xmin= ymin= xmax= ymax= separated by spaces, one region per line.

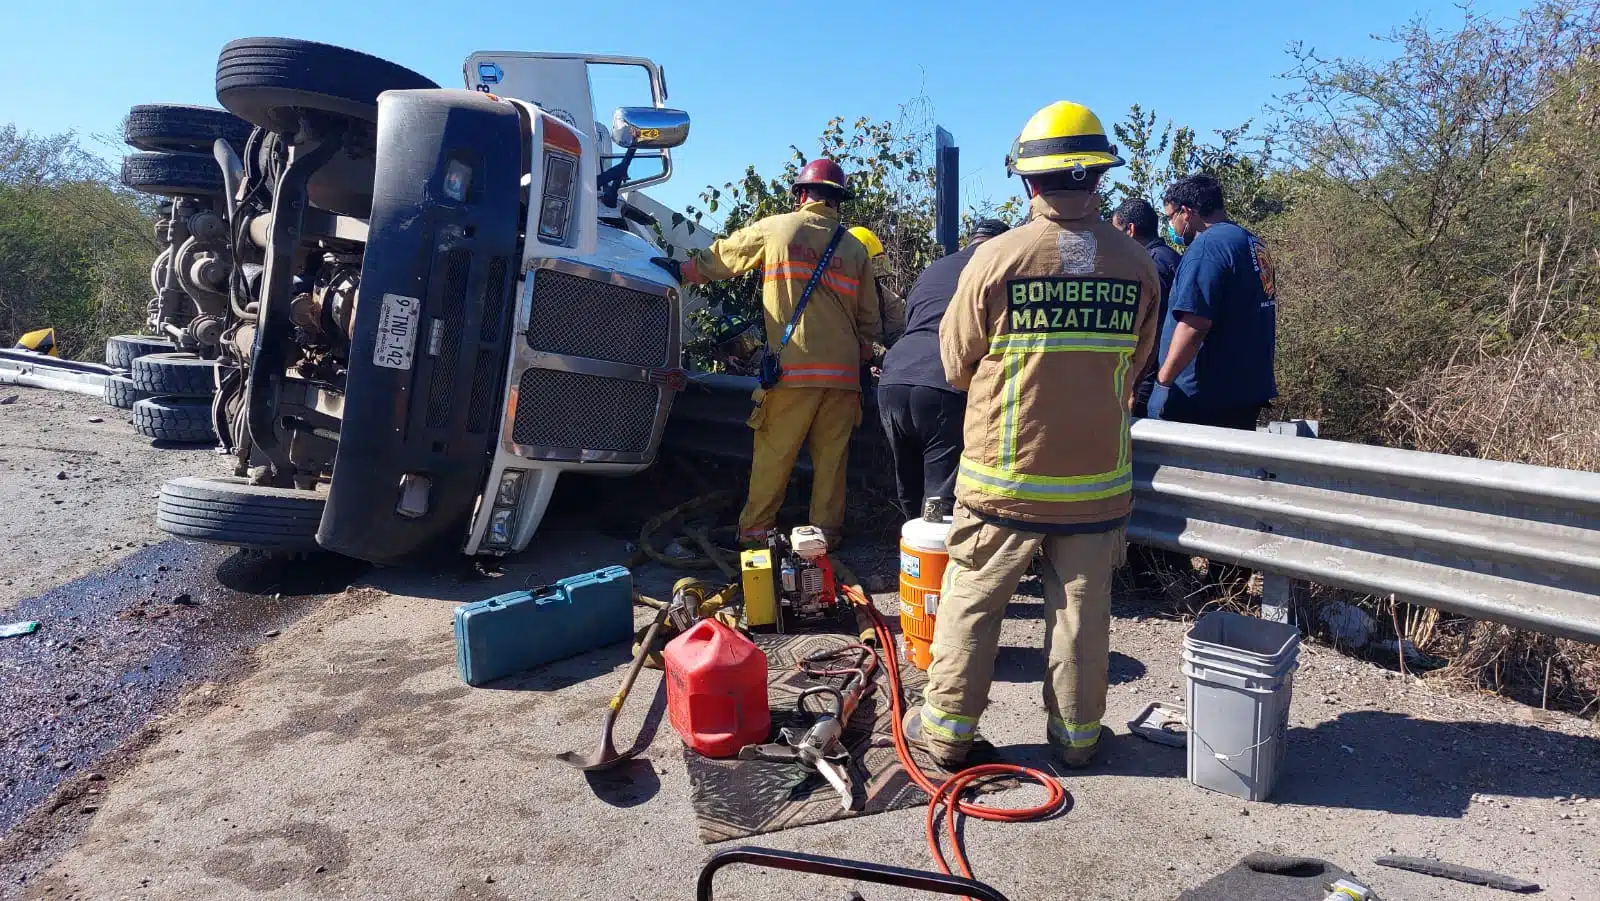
xmin=675 ymin=101 xmax=942 ymax=369
xmin=1266 ymin=0 xmax=1600 ymax=437
xmin=1104 ymin=106 xmax=1281 ymax=228
xmin=0 ymin=125 xmax=156 ymax=358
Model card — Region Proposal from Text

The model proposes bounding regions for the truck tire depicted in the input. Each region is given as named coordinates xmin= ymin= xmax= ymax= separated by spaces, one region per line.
xmin=124 ymin=104 xmax=254 ymax=154
xmin=103 ymin=374 xmax=154 ymax=410
xmin=133 ymin=396 xmax=217 ymax=444
xmin=121 ymin=151 xmax=225 ymax=197
xmin=157 ymin=476 xmax=324 ymax=552
xmin=215 ymin=37 xmax=438 ymax=132
xmin=105 ymin=334 xmax=173 ymax=370
xmin=131 ymin=352 xmax=217 ymax=397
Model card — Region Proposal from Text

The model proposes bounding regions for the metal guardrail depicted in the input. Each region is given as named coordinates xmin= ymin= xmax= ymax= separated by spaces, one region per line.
xmin=665 ymin=373 xmax=1600 ymax=644
xmin=0 ymin=349 xmax=111 ymax=398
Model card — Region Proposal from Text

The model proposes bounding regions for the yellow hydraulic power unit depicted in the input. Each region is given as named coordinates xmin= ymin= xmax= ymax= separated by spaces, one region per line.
xmin=740 ymin=548 xmax=776 ymax=627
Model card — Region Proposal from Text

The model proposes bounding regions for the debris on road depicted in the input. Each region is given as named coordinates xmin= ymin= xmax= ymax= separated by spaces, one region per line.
xmin=0 ymin=394 xmax=17 ymax=405
xmin=1375 ymin=855 xmax=1540 ymax=893
xmin=1 ymin=620 xmax=41 ymax=639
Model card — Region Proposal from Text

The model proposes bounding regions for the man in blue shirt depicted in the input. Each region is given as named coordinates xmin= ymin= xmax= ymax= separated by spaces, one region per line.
xmin=1112 ymin=197 xmax=1182 ymax=418
xmin=1147 ymin=175 xmax=1277 ymax=430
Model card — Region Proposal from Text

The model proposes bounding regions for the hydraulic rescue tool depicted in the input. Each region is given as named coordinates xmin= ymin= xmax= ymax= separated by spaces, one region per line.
xmin=737 ymin=643 xmax=878 ymax=810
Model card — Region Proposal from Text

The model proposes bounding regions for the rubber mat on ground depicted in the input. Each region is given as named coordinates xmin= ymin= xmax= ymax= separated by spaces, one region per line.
xmin=684 ymin=631 xmax=1010 ymax=843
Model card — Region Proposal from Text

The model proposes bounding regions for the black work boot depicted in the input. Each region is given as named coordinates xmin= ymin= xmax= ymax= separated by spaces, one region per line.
xmin=1049 ymin=726 xmax=1107 ymax=769
xmin=903 ymin=708 xmax=969 ymax=771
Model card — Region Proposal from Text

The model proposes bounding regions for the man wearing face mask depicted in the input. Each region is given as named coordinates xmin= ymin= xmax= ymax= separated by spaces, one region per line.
xmin=1147 ymin=175 xmax=1278 ymax=430
xmin=1111 ymin=198 xmax=1181 ymax=418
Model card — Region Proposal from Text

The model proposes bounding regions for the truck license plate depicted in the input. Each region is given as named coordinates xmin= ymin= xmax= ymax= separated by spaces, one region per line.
xmin=374 ymin=293 xmax=422 ymax=370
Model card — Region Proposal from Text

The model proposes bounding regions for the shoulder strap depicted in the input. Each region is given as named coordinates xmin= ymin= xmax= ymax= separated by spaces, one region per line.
xmin=776 ymin=224 xmax=848 ymax=352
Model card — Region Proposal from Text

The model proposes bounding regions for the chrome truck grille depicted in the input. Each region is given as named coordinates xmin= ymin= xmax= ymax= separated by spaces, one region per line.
xmin=525 ymin=268 xmax=671 ymax=367
xmin=503 ymin=259 xmax=680 ymax=464
xmin=511 ymin=369 xmax=658 ymax=453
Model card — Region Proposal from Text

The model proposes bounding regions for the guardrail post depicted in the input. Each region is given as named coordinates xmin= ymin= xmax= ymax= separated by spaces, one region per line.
xmin=1260 ymin=573 xmax=1295 ymax=625
xmin=1261 ymin=419 xmax=1321 ymax=438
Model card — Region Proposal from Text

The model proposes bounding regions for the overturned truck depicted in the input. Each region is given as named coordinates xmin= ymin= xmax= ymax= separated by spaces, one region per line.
xmin=156 ymin=39 xmax=697 ymax=564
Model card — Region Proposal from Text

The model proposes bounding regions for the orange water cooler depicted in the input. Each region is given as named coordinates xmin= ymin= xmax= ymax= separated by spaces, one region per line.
xmin=898 ymin=501 xmax=953 ymax=670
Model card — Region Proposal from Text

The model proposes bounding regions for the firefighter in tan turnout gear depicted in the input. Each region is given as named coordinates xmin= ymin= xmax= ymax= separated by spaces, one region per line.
xmin=906 ymin=101 xmax=1161 ymax=769
xmin=677 ymin=159 xmax=881 ymax=548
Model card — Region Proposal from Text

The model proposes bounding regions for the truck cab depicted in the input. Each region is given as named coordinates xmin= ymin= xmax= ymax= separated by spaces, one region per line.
xmin=154 ymin=38 xmax=701 ymax=564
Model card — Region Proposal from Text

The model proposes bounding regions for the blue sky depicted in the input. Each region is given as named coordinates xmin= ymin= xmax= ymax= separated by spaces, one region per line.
xmin=6 ymin=0 xmax=1523 ymax=220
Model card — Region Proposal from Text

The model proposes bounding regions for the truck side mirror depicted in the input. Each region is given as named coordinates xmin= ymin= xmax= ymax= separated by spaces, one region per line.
xmin=611 ymin=107 xmax=690 ymax=149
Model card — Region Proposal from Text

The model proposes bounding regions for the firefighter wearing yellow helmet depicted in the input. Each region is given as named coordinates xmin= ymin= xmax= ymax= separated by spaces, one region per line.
xmin=848 ymin=226 xmax=905 ymax=348
xmin=905 ymin=101 xmax=1162 ymax=770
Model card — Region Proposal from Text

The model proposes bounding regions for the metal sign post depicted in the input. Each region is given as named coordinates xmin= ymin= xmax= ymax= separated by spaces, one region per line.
xmin=935 ymin=127 xmax=959 ymax=257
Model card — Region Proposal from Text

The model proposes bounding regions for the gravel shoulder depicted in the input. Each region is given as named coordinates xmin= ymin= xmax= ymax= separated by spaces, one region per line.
xmin=17 ymin=543 xmax=1600 ymax=901
xmin=0 ymin=389 xmax=217 ymax=613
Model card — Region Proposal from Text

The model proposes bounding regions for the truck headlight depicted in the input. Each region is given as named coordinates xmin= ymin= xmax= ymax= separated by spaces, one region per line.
xmin=443 ymin=159 xmax=472 ymax=202
xmin=486 ymin=508 xmax=516 ymax=547
xmin=537 ymin=151 xmax=577 ymax=244
xmin=496 ymin=470 xmax=523 ymax=507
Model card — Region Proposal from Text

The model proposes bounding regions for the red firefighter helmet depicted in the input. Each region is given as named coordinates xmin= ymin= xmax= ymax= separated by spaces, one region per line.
xmin=792 ymin=158 xmax=854 ymax=200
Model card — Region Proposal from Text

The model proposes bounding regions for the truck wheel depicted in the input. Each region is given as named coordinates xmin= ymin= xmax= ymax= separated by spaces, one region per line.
xmin=157 ymin=476 xmax=324 ymax=552
xmin=133 ymin=396 xmax=217 ymax=444
xmin=124 ymin=104 xmax=254 ymax=154
xmin=131 ymin=352 xmax=217 ymax=397
xmin=104 ymin=374 xmax=154 ymax=410
xmin=105 ymin=334 xmax=174 ymax=370
xmin=121 ymin=151 xmax=224 ymax=197
xmin=215 ymin=37 xmax=438 ymax=132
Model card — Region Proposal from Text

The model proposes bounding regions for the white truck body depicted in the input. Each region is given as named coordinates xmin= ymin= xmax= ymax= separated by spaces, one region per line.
xmin=455 ymin=53 xmax=703 ymax=556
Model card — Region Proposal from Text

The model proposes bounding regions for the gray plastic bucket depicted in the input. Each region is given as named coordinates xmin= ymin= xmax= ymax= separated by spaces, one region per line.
xmin=1182 ymin=612 xmax=1301 ymax=802
xmin=1185 ymin=610 xmax=1301 ymax=664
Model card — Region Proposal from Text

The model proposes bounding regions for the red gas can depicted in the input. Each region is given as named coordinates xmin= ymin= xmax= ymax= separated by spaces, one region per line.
xmin=663 ymin=618 xmax=770 ymax=758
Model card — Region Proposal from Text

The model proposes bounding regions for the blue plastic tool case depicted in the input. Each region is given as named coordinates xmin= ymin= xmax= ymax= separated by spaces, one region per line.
xmin=454 ymin=565 xmax=633 ymax=687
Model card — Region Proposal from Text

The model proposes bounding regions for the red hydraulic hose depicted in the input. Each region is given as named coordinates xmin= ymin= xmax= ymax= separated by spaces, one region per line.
xmin=840 ymin=584 xmax=1068 ymax=893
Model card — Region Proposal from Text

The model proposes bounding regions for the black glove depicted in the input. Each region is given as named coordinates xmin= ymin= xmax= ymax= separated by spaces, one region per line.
xmin=649 ymin=256 xmax=682 ymax=281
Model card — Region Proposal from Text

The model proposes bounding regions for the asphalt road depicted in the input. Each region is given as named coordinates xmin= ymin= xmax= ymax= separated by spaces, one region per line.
xmin=2 ymin=389 xmax=1598 ymax=901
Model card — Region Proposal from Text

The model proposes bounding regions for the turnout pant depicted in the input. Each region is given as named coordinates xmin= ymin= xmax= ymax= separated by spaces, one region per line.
xmin=738 ymin=385 xmax=860 ymax=544
xmin=877 ymin=384 xmax=964 ymax=517
xmin=920 ymin=504 xmax=1125 ymax=763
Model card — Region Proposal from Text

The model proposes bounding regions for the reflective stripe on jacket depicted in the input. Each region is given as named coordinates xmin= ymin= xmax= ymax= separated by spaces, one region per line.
xmin=938 ymin=191 xmax=1161 ymax=526
xmin=682 ymin=202 xmax=880 ymax=390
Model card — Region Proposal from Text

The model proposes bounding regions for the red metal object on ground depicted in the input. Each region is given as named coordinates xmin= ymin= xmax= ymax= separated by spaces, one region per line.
xmin=664 ymin=618 xmax=770 ymax=758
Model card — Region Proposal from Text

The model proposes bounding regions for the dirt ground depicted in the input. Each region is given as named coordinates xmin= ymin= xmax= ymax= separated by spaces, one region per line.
xmin=2 ymin=385 xmax=1599 ymax=901
xmin=0 ymin=390 xmax=217 ymax=613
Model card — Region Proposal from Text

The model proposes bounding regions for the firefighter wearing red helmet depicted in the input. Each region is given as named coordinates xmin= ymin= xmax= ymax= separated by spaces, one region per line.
xmin=677 ymin=158 xmax=881 ymax=548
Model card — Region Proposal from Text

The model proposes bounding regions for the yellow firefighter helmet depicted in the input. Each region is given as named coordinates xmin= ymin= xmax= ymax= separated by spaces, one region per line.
xmin=1005 ymin=101 xmax=1125 ymax=178
xmin=848 ymin=226 xmax=884 ymax=258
